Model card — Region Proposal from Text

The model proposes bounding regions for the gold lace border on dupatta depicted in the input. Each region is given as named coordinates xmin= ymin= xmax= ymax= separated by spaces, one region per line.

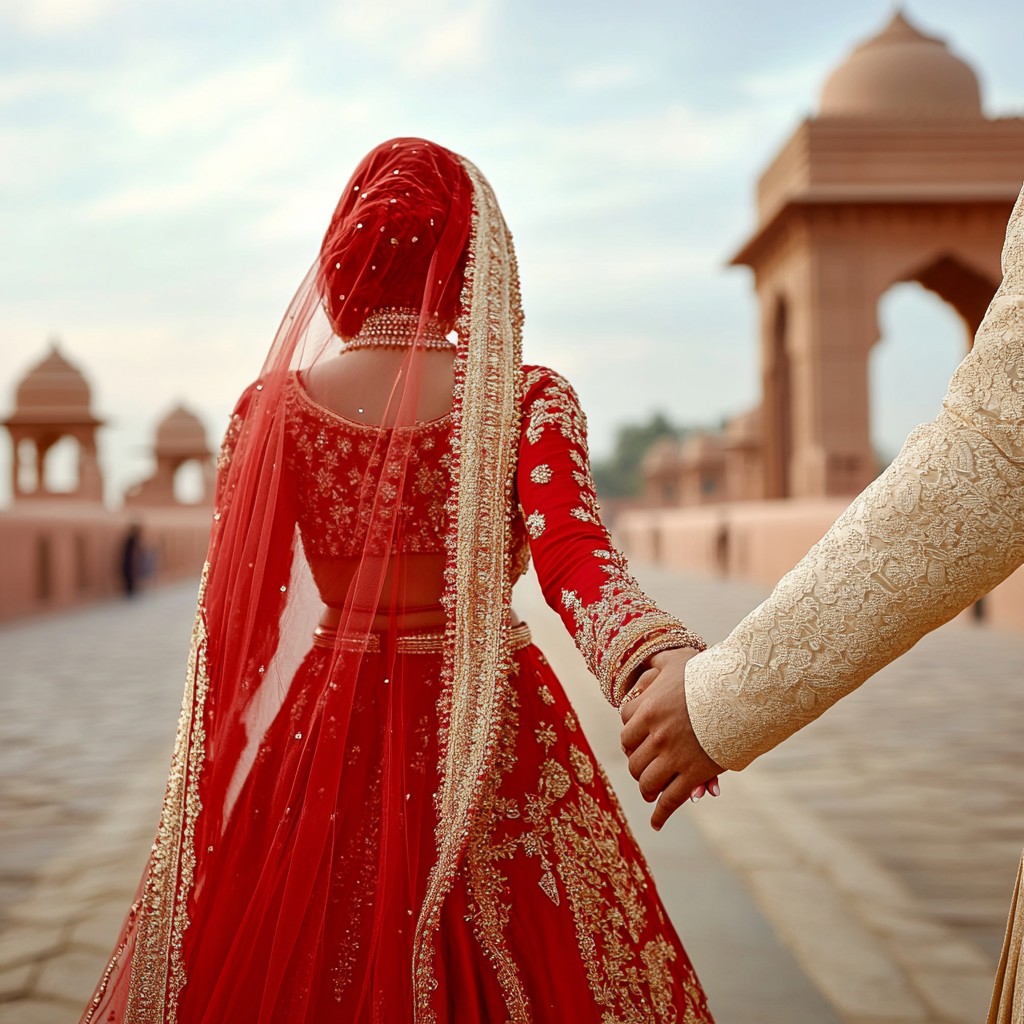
xmin=411 ymin=157 xmax=527 ymax=1024
xmin=124 ymin=563 xmax=210 ymax=1022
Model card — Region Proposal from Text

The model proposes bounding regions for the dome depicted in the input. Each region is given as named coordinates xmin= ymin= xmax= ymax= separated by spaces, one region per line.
xmin=6 ymin=340 xmax=100 ymax=425
xmin=819 ymin=12 xmax=982 ymax=121
xmin=641 ymin=436 xmax=682 ymax=476
xmin=679 ymin=433 xmax=726 ymax=467
xmin=154 ymin=405 xmax=210 ymax=459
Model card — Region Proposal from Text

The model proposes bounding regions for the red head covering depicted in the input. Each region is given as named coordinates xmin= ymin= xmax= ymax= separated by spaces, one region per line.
xmin=81 ymin=139 xmax=526 ymax=1024
xmin=317 ymin=137 xmax=473 ymax=337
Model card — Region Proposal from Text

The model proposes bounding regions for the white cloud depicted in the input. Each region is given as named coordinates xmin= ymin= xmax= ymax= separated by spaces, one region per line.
xmin=741 ymin=62 xmax=828 ymax=104
xmin=334 ymin=0 xmax=494 ymax=78
xmin=525 ymin=243 xmax=722 ymax=297
xmin=0 ymin=67 xmax=86 ymax=103
xmin=566 ymin=62 xmax=646 ymax=93
xmin=81 ymin=57 xmax=355 ymax=221
xmin=0 ymin=0 xmax=118 ymax=33
xmin=112 ymin=59 xmax=297 ymax=140
xmin=587 ymin=105 xmax=755 ymax=167
xmin=0 ymin=123 xmax=76 ymax=190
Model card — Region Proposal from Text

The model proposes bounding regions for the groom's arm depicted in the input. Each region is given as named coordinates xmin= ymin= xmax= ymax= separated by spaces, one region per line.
xmin=624 ymin=182 xmax=1024 ymax=813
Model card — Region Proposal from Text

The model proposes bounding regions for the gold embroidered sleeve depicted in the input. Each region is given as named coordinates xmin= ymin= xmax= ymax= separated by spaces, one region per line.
xmin=519 ymin=366 xmax=705 ymax=706
xmin=685 ymin=185 xmax=1024 ymax=771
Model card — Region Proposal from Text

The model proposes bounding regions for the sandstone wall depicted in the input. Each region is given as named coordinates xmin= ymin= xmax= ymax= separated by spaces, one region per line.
xmin=616 ymin=499 xmax=1024 ymax=632
xmin=0 ymin=504 xmax=210 ymax=621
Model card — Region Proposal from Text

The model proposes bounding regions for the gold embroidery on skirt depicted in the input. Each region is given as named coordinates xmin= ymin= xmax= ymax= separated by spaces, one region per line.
xmin=465 ymin=696 xmax=699 ymax=1024
xmin=463 ymin=689 xmax=533 ymax=1023
xmin=125 ymin=563 xmax=210 ymax=1023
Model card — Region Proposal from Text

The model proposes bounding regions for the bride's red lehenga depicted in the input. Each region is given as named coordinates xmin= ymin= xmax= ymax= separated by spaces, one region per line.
xmin=81 ymin=139 xmax=714 ymax=1024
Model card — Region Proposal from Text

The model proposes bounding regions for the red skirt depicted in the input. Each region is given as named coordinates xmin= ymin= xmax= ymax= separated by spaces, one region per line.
xmin=176 ymin=631 xmax=713 ymax=1023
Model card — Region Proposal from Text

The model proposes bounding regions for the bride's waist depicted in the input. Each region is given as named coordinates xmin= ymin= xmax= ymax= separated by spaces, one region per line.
xmin=318 ymin=602 xmax=446 ymax=633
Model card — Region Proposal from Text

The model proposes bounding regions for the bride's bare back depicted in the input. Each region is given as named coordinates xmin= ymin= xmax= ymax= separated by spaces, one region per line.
xmin=301 ymin=346 xmax=456 ymax=631
xmin=304 ymin=346 xmax=455 ymax=426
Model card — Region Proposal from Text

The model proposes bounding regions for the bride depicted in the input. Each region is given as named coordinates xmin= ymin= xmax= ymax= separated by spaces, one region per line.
xmin=81 ymin=138 xmax=716 ymax=1024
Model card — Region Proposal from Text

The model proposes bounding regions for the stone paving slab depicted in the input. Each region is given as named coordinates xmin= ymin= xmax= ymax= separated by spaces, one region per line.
xmin=0 ymin=582 xmax=198 ymax=1021
xmin=0 ymin=583 xmax=197 ymax=930
xmin=0 ymin=757 xmax=166 ymax=1022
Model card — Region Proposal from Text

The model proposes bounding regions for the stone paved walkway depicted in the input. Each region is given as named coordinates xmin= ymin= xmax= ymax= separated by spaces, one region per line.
xmin=0 ymin=583 xmax=198 ymax=1021
xmin=2 ymin=564 xmax=1021 ymax=1023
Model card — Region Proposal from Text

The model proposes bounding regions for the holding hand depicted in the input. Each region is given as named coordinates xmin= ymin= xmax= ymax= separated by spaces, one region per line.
xmin=620 ymin=648 xmax=724 ymax=830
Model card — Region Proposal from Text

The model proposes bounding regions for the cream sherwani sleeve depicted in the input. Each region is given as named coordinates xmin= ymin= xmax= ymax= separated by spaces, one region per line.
xmin=684 ymin=182 xmax=1024 ymax=774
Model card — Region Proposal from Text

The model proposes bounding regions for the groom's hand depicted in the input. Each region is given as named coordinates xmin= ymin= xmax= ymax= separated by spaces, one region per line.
xmin=620 ymin=648 xmax=724 ymax=830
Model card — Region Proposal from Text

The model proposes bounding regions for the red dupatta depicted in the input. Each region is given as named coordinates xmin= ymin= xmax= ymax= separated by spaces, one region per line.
xmin=82 ymin=139 xmax=524 ymax=1024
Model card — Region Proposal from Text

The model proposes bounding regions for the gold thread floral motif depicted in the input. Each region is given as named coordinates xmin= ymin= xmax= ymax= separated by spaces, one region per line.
xmin=465 ymin=703 xmax=704 ymax=1023
xmin=522 ymin=368 xmax=588 ymax=449
xmin=568 ymin=745 xmax=594 ymax=786
xmin=461 ymin=686 xmax=534 ymax=1022
xmin=561 ymin=547 xmax=705 ymax=705
xmin=519 ymin=370 xmax=705 ymax=706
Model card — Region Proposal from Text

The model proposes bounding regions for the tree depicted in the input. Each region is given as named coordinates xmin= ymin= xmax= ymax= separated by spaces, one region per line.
xmin=591 ymin=413 xmax=683 ymax=498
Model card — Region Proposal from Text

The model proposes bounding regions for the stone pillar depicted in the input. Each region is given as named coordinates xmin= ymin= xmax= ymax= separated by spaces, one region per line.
xmin=77 ymin=430 xmax=105 ymax=502
xmin=789 ymin=236 xmax=879 ymax=497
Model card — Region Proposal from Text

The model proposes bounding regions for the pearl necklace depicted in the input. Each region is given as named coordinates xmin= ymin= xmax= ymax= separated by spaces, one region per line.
xmin=343 ymin=308 xmax=454 ymax=351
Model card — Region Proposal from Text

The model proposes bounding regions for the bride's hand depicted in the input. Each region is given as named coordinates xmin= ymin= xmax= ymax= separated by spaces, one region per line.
xmin=619 ymin=647 xmax=724 ymax=829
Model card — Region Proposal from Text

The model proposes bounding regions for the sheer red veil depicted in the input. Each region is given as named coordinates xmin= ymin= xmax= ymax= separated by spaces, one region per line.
xmin=83 ymin=138 xmax=525 ymax=1024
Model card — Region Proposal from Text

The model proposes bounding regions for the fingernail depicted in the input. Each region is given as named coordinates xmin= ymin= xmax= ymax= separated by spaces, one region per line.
xmin=690 ymin=792 xmax=701 ymax=802
xmin=709 ymin=782 xmax=720 ymax=797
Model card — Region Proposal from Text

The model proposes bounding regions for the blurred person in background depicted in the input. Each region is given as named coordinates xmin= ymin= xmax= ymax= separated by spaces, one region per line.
xmin=120 ymin=523 xmax=142 ymax=597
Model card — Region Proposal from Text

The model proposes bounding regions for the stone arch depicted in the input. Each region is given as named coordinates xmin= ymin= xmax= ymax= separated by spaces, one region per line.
xmin=737 ymin=203 xmax=1015 ymax=499
xmin=16 ymin=437 xmax=39 ymax=494
xmin=870 ymin=280 xmax=969 ymax=468
xmin=3 ymin=344 xmax=105 ymax=503
xmin=902 ymin=252 xmax=999 ymax=343
xmin=125 ymin=404 xmax=214 ymax=508
xmin=172 ymin=457 xmax=207 ymax=504
xmin=42 ymin=434 xmax=81 ymax=493
xmin=727 ymin=9 xmax=1024 ymax=500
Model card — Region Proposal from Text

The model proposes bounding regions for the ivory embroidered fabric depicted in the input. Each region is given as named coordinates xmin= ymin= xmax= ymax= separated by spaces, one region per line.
xmin=684 ymin=182 xmax=1024 ymax=773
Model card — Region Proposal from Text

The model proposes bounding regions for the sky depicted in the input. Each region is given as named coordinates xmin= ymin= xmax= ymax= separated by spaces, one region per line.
xmin=2 ymin=0 xmax=1023 ymax=504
